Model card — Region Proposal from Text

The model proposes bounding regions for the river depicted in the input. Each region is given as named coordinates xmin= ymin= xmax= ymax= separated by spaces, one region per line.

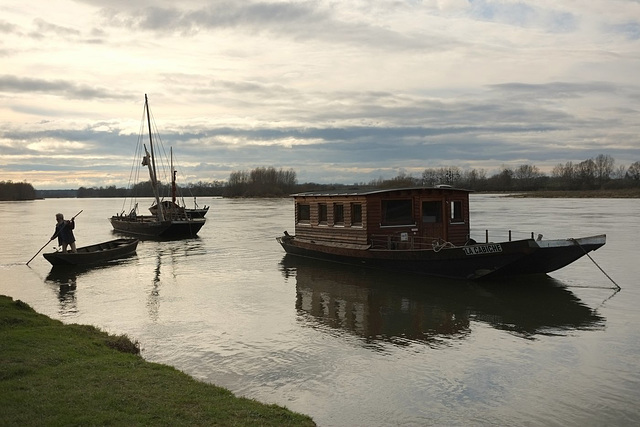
xmin=1 ymin=194 xmax=639 ymax=426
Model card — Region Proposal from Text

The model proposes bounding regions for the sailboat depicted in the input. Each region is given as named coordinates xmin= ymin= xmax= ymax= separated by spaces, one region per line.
xmin=109 ymin=94 xmax=206 ymax=238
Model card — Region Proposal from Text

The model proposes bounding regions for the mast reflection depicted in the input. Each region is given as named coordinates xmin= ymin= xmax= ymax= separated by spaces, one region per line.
xmin=147 ymin=252 xmax=162 ymax=322
xmin=280 ymin=255 xmax=604 ymax=346
xmin=145 ymin=239 xmax=205 ymax=321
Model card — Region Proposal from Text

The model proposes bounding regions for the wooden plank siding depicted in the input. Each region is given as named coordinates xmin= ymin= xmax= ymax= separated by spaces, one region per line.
xmin=295 ymin=196 xmax=369 ymax=246
xmin=293 ymin=187 xmax=471 ymax=248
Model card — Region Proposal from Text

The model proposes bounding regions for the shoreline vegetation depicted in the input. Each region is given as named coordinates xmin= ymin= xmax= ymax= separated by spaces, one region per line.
xmin=507 ymin=188 xmax=640 ymax=198
xmin=0 ymin=295 xmax=315 ymax=426
xmin=2 ymin=154 xmax=640 ymax=201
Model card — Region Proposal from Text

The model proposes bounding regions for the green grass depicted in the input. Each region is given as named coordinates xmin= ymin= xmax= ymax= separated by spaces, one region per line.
xmin=0 ymin=295 xmax=315 ymax=426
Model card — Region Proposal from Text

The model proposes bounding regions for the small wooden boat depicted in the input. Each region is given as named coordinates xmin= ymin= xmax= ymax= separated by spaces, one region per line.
xmin=276 ymin=186 xmax=606 ymax=280
xmin=43 ymin=238 xmax=139 ymax=266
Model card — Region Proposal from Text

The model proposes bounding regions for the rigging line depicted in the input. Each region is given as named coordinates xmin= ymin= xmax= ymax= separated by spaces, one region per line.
xmin=151 ymin=109 xmax=188 ymax=203
xmin=120 ymin=108 xmax=141 ymax=214
xmin=569 ymin=238 xmax=621 ymax=291
xmin=169 ymin=151 xmax=193 ymax=202
xmin=121 ymin=103 xmax=147 ymax=214
xmin=144 ymin=96 xmax=196 ymax=204
xmin=131 ymin=122 xmax=144 ymax=209
xmin=146 ymin=104 xmax=170 ymax=188
xmin=140 ymin=97 xmax=171 ymax=207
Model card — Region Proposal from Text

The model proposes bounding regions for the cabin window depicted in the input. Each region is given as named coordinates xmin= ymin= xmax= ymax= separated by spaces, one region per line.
xmin=318 ymin=203 xmax=328 ymax=224
xmin=422 ymin=201 xmax=442 ymax=223
xmin=351 ymin=203 xmax=363 ymax=226
xmin=381 ymin=199 xmax=414 ymax=226
xmin=450 ymin=200 xmax=463 ymax=223
xmin=334 ymin=203 xmax=345 ymax=225
xmin=297 ymin=203 xmax=310 ymax=223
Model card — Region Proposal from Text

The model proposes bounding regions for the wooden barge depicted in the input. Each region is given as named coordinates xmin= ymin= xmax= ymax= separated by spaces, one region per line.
xmin=276 ymin=186 xmax=606 ymax=280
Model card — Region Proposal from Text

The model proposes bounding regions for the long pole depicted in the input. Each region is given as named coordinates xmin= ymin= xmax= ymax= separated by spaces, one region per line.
xmin=26 ymin=210 xmax=83 ymax=266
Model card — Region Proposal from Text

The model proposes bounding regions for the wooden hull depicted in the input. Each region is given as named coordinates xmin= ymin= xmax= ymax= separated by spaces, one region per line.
xmin=184 ymin=207 xmax=209 ymax=219
xmin=276 ymin=234 xmax=606 ymax=280
xmin=149 ymin=202 xmax=209 ymax=219
xmin=110 ymin=215 xmax=205 ymax=238
xmin=483 ymin=235 xmax=606 ymax=277
xmin=43 ymin=238 xmax=139 ymax=266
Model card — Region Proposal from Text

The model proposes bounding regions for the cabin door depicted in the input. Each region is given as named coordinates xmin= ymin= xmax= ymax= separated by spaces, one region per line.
xmin=421 ymin=200 xmax=446 ymax=242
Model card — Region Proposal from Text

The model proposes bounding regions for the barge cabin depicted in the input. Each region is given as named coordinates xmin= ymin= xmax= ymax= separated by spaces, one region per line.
xmin=291 ymin=186 xmax=471 ymax=251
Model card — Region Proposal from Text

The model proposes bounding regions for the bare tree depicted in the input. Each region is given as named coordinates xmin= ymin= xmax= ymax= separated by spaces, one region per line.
xmin=627 ymin=161 xmax=640 ymax=181
xmin=576 ymin=159 xmax=597 ymax=189
xmin=594 ymin=154 xmax=615 ymax=186
xmin=513 ymin=164 xmax=542 ymax=190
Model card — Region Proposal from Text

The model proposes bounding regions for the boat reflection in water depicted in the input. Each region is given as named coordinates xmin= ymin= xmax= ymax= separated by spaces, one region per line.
xmin=45 ymin=267 xmax=84 ymax=316
xmin=44 ymin=256 xmax=140 ymax=316
xmin=280 ymin=255 xmax=604 ymax=346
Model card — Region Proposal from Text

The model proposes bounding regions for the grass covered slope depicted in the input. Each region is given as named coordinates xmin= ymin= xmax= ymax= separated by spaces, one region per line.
xmin=0 ymin=295 xmax=315 ymax=426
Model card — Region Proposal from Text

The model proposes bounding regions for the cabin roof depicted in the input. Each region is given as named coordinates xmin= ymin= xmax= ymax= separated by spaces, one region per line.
xmin=290 ymin=185 xmax=472 ymax=197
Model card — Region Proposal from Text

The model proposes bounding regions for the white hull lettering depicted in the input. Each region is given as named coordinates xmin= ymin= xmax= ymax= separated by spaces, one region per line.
xmin=463 ymin=244 xmax=503 ymax=255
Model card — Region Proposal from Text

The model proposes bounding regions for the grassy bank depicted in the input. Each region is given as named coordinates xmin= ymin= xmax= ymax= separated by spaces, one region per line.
xmin=0 ymin=295 xmax=315 ymax=426
xmin=508 ymin=188 xmax=640 ymax=198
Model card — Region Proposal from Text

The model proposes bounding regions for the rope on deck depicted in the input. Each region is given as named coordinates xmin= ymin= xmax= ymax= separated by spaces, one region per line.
xmin=569 ymin=238 xmax=621 ymax=291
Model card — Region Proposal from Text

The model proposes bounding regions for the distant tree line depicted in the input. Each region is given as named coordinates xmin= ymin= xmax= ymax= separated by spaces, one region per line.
xmin=4 ymin=154 xmax=640 ymax=200
xmin=224 ymin=167 xmax=298 ymax=197
xmin=76 ymin=180 xmax=225 ymax=198
xmin=368 ymin=154 xmax=640 ymax=192
xmin=74 ymin=169 xmax=297 ymax=198
xmin=0 ymin=181 xmax=36 ymax=201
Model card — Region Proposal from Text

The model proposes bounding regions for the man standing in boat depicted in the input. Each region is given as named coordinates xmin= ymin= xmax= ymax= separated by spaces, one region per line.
xmin=52 ymin=213 xmax=77 ymax=253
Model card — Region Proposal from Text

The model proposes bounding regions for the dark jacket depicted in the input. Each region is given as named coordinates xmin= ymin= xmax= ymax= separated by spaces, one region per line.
xmin=53 ymin=220 xmax=75 ymax=245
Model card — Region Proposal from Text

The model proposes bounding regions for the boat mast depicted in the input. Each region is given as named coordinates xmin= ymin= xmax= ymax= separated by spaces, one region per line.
xmin=145 ymin=94 xmax=164 ymax=220
xmin=171 ymin=147 xmax=177 ymax=204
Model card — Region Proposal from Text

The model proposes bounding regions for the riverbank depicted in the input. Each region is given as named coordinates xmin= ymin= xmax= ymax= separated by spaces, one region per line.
xmin=0 ymin=295 xmax=315 ymax=426
xmin=508 ymin=188 xmax=640 ymax=198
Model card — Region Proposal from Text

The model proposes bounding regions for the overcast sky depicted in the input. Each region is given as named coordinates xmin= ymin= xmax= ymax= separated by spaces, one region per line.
xmin=1 ymin=0 xmax=639 ymax=189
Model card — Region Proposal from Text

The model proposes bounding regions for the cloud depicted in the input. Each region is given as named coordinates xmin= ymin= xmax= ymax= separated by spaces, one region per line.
xmin=0 ymin=75 xmax=130 ymax=100
xmin=95 ymin=1 xmax=453 ymax=52
xmin=0 ymin=19 xmax=19 ymax=34
xmin=98 ymin=2 xmax=329 ymax=34
xmin=0 ymin=0 xmax=639 ymax=188
xmin=32 ymin=17 xmax=81 ymax=37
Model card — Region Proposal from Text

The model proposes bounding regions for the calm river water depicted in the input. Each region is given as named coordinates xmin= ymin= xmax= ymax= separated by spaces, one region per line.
xmin=1 ymin=195 xmax=639 ymax=426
